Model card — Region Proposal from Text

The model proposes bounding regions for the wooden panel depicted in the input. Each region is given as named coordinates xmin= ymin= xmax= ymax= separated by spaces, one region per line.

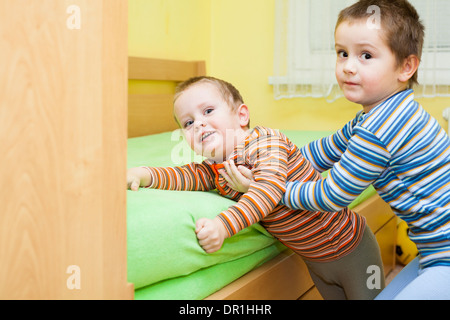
xmin=205 ymin=250 xmax=314 ymax=300
xmin=128 ymin=94 xmax=179 ymax=137
xmin=128 ymin=57 xmax=206 ymax=81
xmin=101 ymin=0 xmax=134 ymax=299
xmin=299 ymin=286 xmax=323 ymax=300
xmin=0 ymin=0 xmax=132 ymax=299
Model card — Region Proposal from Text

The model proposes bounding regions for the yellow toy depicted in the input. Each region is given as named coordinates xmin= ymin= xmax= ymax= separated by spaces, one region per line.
xmin=396 ymin=220 xmax=418 ymax=265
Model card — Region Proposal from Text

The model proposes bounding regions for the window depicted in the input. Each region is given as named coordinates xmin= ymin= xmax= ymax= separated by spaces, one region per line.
xmin=270 ymin=0 xmax=450 ymax=100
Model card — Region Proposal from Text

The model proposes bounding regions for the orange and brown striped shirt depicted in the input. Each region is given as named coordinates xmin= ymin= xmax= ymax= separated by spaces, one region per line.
xmin=145 ymin=126 xmax=366 ymax=262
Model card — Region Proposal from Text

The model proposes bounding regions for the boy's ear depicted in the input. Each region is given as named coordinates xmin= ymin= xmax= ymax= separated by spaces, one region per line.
xmin=398 ymin=54 xmax=420 ymax=83
xmin=237 ymin=104 xmax=250 ymax=128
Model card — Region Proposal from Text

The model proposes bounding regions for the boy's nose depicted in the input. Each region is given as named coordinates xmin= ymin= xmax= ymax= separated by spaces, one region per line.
xmin=194 ymin=119 xmax=206 ymax=129
xmin=343 ymin=58 xmax=357 ymax=74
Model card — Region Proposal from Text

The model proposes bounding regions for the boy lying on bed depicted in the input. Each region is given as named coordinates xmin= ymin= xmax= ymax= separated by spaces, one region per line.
xmin=127 ymin=76 xmax=384 ymax=300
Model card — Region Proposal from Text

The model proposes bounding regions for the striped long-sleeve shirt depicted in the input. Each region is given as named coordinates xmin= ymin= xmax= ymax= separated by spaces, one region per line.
xmin=145 ymin=126 xmax=366 ymax=262
xmin=283 ymin=89 xmax=450 ymax=268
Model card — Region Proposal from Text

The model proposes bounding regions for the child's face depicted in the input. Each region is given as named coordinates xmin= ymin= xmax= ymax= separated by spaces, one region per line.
xmin=335 ymin=20 xmax=408 ymax=112
xmin=174 ymin=82 xmax=248 ymax=163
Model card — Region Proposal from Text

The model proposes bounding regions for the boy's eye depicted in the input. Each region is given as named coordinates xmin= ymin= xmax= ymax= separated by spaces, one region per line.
xmin=205 ymin=107 xmax=213 ymax=115
xmin=184 ymin=120 xmax=193 ymax=128
xmin=361 ymin=52 xmax=372 ymax=60
xmin=337 ymin=50 xmax=348 ymax=58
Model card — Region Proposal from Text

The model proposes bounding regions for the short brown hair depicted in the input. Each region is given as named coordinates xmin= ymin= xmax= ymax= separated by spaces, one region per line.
xmin=336 ymin=0 xmax=424 ymax=87
xmin=174 ymin=76 xmax=244 ymax=110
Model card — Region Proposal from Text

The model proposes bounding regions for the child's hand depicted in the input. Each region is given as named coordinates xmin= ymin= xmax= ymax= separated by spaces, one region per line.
xmin=219 ymin=160 xmax=254 ymax=193
xmin=127 ymin=175 xmax=140 ymax=191
xmin=195 ymin=217 xmax=228 ymax=253
xmin=127 ymin=169 xmax=141 ymax=191
xmin=127 ymin=167 xmax=151 ymax=191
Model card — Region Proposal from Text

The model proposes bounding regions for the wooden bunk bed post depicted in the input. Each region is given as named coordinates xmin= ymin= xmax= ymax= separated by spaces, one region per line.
xmin=0 ymin=0 xmax=132 ymax=299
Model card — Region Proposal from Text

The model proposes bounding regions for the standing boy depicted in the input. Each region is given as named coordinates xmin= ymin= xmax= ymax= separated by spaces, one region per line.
xmin=281 ymin=0 xmax=450 ymax=299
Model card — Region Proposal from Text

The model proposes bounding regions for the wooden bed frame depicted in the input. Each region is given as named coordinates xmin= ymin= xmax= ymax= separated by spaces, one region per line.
xmin=128 ymin=57 xmax=206 ymax=138
xmin=128 ymin=56 xmax=398 ymax=300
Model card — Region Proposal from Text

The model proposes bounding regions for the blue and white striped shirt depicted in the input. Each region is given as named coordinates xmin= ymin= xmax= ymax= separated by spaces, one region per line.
xmin=283 ymin=89 xmax=450 ymax=268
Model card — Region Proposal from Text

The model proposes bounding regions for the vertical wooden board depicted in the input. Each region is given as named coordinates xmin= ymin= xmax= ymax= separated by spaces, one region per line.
xmin=0 ymin=0 xmax=75 ymax=299
xmin=0 ymin=0 xmax=130 ymax=299
xmin=61 ymin=0 xmax=104 ymax=300
xmin=101 ymin=0 xmax=134 ymax=299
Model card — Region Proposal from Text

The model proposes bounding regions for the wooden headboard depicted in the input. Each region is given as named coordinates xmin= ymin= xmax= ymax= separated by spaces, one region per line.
xmin=128 ymin=57 xmax=206 ymax=138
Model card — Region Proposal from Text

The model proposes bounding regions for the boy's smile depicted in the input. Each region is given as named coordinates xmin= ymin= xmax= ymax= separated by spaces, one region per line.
xmin=201 ymin=131 xmax=215 ymax=143
xmin=335 ymin=20 xmax=409 ymax=113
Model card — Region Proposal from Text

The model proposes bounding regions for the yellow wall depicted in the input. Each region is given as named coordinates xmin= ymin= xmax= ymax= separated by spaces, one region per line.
xmin=128 ymin=0 xmax=450 ymax=132
xmin=129 ymin=0 xmax=211 ymax=63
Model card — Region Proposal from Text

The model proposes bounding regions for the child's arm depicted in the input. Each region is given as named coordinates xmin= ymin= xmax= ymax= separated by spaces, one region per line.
xmin=215 ymin=133 xmax=291 ymax=238
xmin=284 ymin=127 xmax=390 ymax=212
xmin=300 ymin=117 xmax=356 ymax=173
xmin=195 ymin=132 xmax=292 ymax=253
xmin=127 ymin=162 xmax=217 ymax=192
xmin=195 ymin=162 xmax=253 ymax=253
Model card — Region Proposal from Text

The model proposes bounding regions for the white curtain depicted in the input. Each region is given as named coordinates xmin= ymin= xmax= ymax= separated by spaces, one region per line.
xmin=271 ymin=0 xmax=450 ymax=101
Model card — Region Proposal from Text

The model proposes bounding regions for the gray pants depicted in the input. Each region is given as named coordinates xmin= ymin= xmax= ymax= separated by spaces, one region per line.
xmin=303 ymin=225 xmax=385 ymax=300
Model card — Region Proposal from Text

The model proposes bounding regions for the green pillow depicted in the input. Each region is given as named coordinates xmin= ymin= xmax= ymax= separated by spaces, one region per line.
xmin=127 ymin=188 xmax=277 ymax=289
